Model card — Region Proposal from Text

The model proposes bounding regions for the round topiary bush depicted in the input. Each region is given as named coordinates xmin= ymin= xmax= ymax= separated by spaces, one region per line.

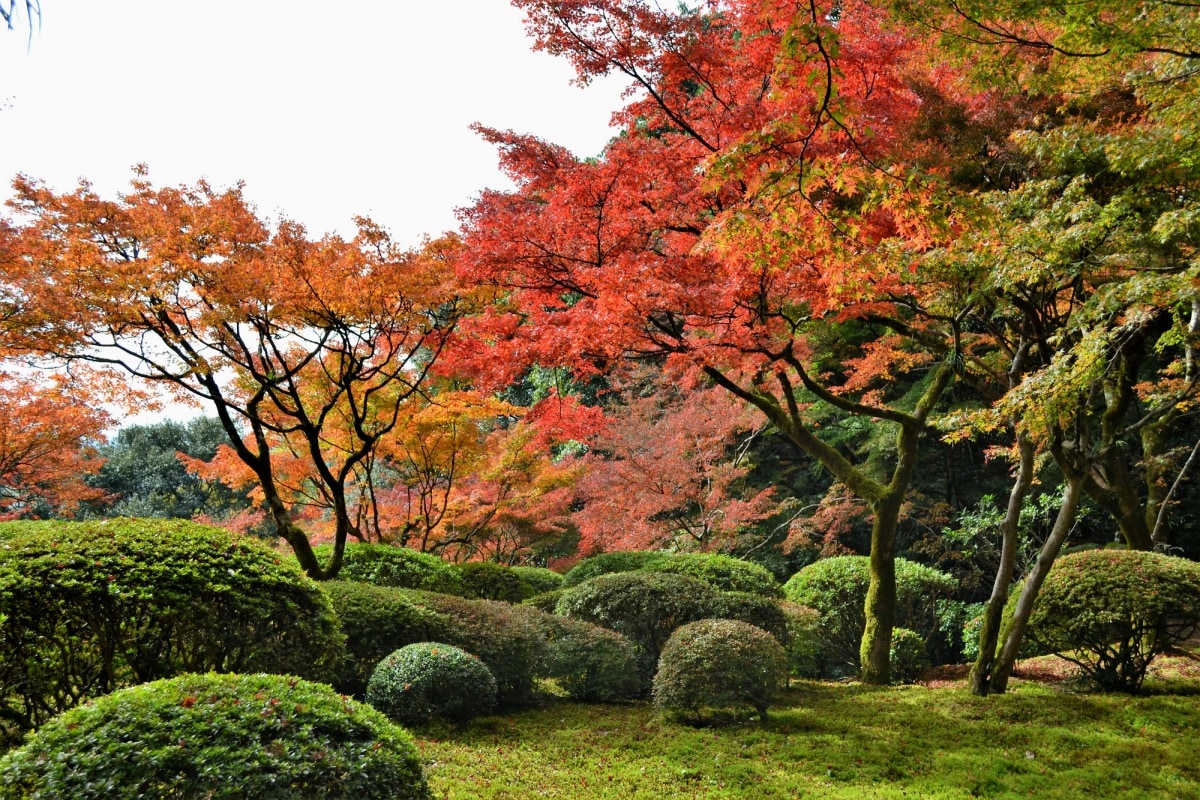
xmin=366 ymin=642 xmax=497 ymax=726
xmin=314 ymin=542 xmax=464 ymax=595
xmin=0 ymin=672 xmax=430 ymax=800
xmin=511 ymin=566 xmax=564 ymax=599
xmin=707 ymin=591 xmax=792 ymax=646
xmin=1027 ymin=549 xmax=1200 ymax=692
xmin=323 ymin=581 xmax=453 ymax=697
xmin=0 ymin=519 xmax=344 ymax=734
xmin=555 ymin=571 xmax=721 ymax=694
xmin=889 ymin=627 xmax=931 ymax=684
xmin=642 ymin=553 xmax=784 ymax=598
xmin=652 ymin=618 xmax=788 ymax=724
xmin=560 ymin=550 xmax=672 ymax=588
xmin=398 ymin=591 xmax=548 ymax=708
xmin=455 ymin=561 xmax=524 ymax=603
xmin=538 ymin=615 xmax=641 ymax=702
xmin=782 ymin=555 xmax=957 ymax=676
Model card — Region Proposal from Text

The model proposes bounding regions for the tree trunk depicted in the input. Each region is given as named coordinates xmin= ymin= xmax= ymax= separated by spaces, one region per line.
xmin=969 ymin=431 xmax=1034 ymax=696
xmin=703 ymin=363 xmax=953 ymax=687
xmin=860 ymin=494 xmax=901 ymax=684
xmin=989 ymin=472 xmax=1083 ymax=694
xmin=1088 ymin=450 xmax=1155 ymax=551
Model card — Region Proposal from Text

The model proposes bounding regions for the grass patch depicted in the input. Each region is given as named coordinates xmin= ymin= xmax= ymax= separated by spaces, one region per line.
xmin=415 ymin=678 xmax=1200 ymax=799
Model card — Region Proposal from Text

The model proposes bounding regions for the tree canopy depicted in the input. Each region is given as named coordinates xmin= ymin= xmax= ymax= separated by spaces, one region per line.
xmin=1 ymin=0 xmax=1199 ymax=690
xmin=0 ymin=171 xmax=466 ymax=579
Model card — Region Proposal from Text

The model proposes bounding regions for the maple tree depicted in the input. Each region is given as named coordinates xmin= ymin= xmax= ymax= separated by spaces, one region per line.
xmin=903 ymin=0 xmax=1200 ymax=693
xmin=449 ymin=0 xmax=1031 ymax=682
xmin=573 ymin=373 xmax=775 ymax=554
xmin=345 ymin=388 xmax=585 ymax=564
xmin=370 ymin=390 xmax=524 ymax=552
xmin=0 ymin=171 xmax=465 ymax=579
xmin=188 ymin=385 xmax=586 ymax=565
xmin=0 ymin=371 xmax=110 ymax=518
xmin=420 ymin=411 xmax=584 ymax=564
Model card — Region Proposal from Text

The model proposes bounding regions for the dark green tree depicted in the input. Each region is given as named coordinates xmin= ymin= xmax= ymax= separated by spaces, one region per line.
xmin=86 ymin=417 xmax=254 ymax=523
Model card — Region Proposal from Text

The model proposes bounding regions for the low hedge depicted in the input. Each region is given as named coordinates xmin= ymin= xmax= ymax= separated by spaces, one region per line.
xmin=314 ymin=543 xmax=465 ymax=595
xmin=456 ymin=561 xmax=524 ymax=603
xmin=0 ymin=519 xmax=343 ymax=736
xmin=1028 ymin=549 xmax=1200 ymax=692
xmin=560 ymin=551 xmax=671 ymax=588
xmin=707 ymin=591 xmax=792 ymax=646
xmin=890 ymin=627 xmax=931 ymax=685
xmin=323 ymin=581 xmax=452 ymax=697
xmin=398 ymin=591 xmax=548 ymax=708
xmin=782 ymin=555 xmax=956 ymax=676
xmin=0 ymin=672 xmax=429 ymax=800
xmin=642 ymin=553 xmax=784 ymax=598
xmin=511 ymin=566 xmax=564 ymax=599
xmin=780 ymin=601 xmax=823 ymax=678
xmin=523 ymin=588 xmax=566 ymax=614
xmin=538 ymin=615 xmax=640 ymax=702
xmin=555 ymin=571 xmax=719 ymax=694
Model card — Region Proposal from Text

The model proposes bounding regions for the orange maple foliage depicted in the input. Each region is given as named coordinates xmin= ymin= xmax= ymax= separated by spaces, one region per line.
xmin=1 ymin=171 xmax=466 ymax=578
xmin=414 ymin=414 xmax=584 ymax=564
xmin=0 ymin=372 xmax=111 ymax=519
xmin=185 ymin=388 xmax=586 ymax=564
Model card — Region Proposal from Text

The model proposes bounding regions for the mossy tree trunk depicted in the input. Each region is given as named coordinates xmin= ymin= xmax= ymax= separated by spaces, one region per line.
xmin=860 ymin=494 xmax=900 ymax=684
xmin=708 ymin=361 xmax=954 ymax=685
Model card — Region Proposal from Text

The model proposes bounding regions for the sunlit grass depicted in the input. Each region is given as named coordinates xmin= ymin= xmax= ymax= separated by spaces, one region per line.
xmin=415 ymin=677 xmax=1200 ymax=799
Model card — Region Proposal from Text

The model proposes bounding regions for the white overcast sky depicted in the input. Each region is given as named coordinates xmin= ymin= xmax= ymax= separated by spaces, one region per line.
xmin=0 ymin=1 xmax=629 ymax=247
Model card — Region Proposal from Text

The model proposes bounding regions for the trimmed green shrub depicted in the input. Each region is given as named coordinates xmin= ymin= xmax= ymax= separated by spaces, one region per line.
xmin=652 ymin=618 xmax=788 ymax=724
xmin=782 ymin=555 xmax=957 ymax=676
xmin=707 ymin=591 xmax=792 ymax=646
xmin=456 ymin=561 xmax=524 ymax=603
xmin=523 ymin=588 xmax=565 ymax=614
xmin=323 ymin=581 xmax=453 ymax=697
xmin=555 ymin=571 xmax=720 ymax=693
xmin=0 ymin=519 xmax=343 ymax=735
xmin=366 ymin=642 xmax=497 ymax=726
xmin=561 ymin=550 xmax=672 ymax=588
xmin=995 ymin=584 xmax=1059 ymax=662
xmin=538 ymin=615 xmax=640 ymax=702
xmin=398 ymin=591 xmax=548 ymax=707
xmin=511 ymin=565 xmax=564 ymax=599
xmin=890 ymin=627 xmax=931 ymax=684
xmin=0 ymin=672 xmax=429 ymax=800
xmin=642 ymin=553 xmax=784 ymax=598
xmin=314 ymin=543 xmax=464 ymax=595
xmin=1027 ymin=549 xmax=1200 ymax=692
xmin=780 ymin=601 xmax=824 ymax=678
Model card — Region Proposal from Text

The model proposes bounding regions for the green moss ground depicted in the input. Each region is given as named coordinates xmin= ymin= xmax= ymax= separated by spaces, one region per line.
xmin=415 ymin=674 xmax=1200 ymax=799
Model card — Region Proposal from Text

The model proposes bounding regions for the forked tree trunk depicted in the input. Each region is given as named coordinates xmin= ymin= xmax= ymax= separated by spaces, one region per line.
xmin=969 ymin=432 xmax=1034 ymax=696
xmin=989 ymin=472 xmax=1083 ymax=694
xmin=704 ymin=362 xmax=953 ymax=687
